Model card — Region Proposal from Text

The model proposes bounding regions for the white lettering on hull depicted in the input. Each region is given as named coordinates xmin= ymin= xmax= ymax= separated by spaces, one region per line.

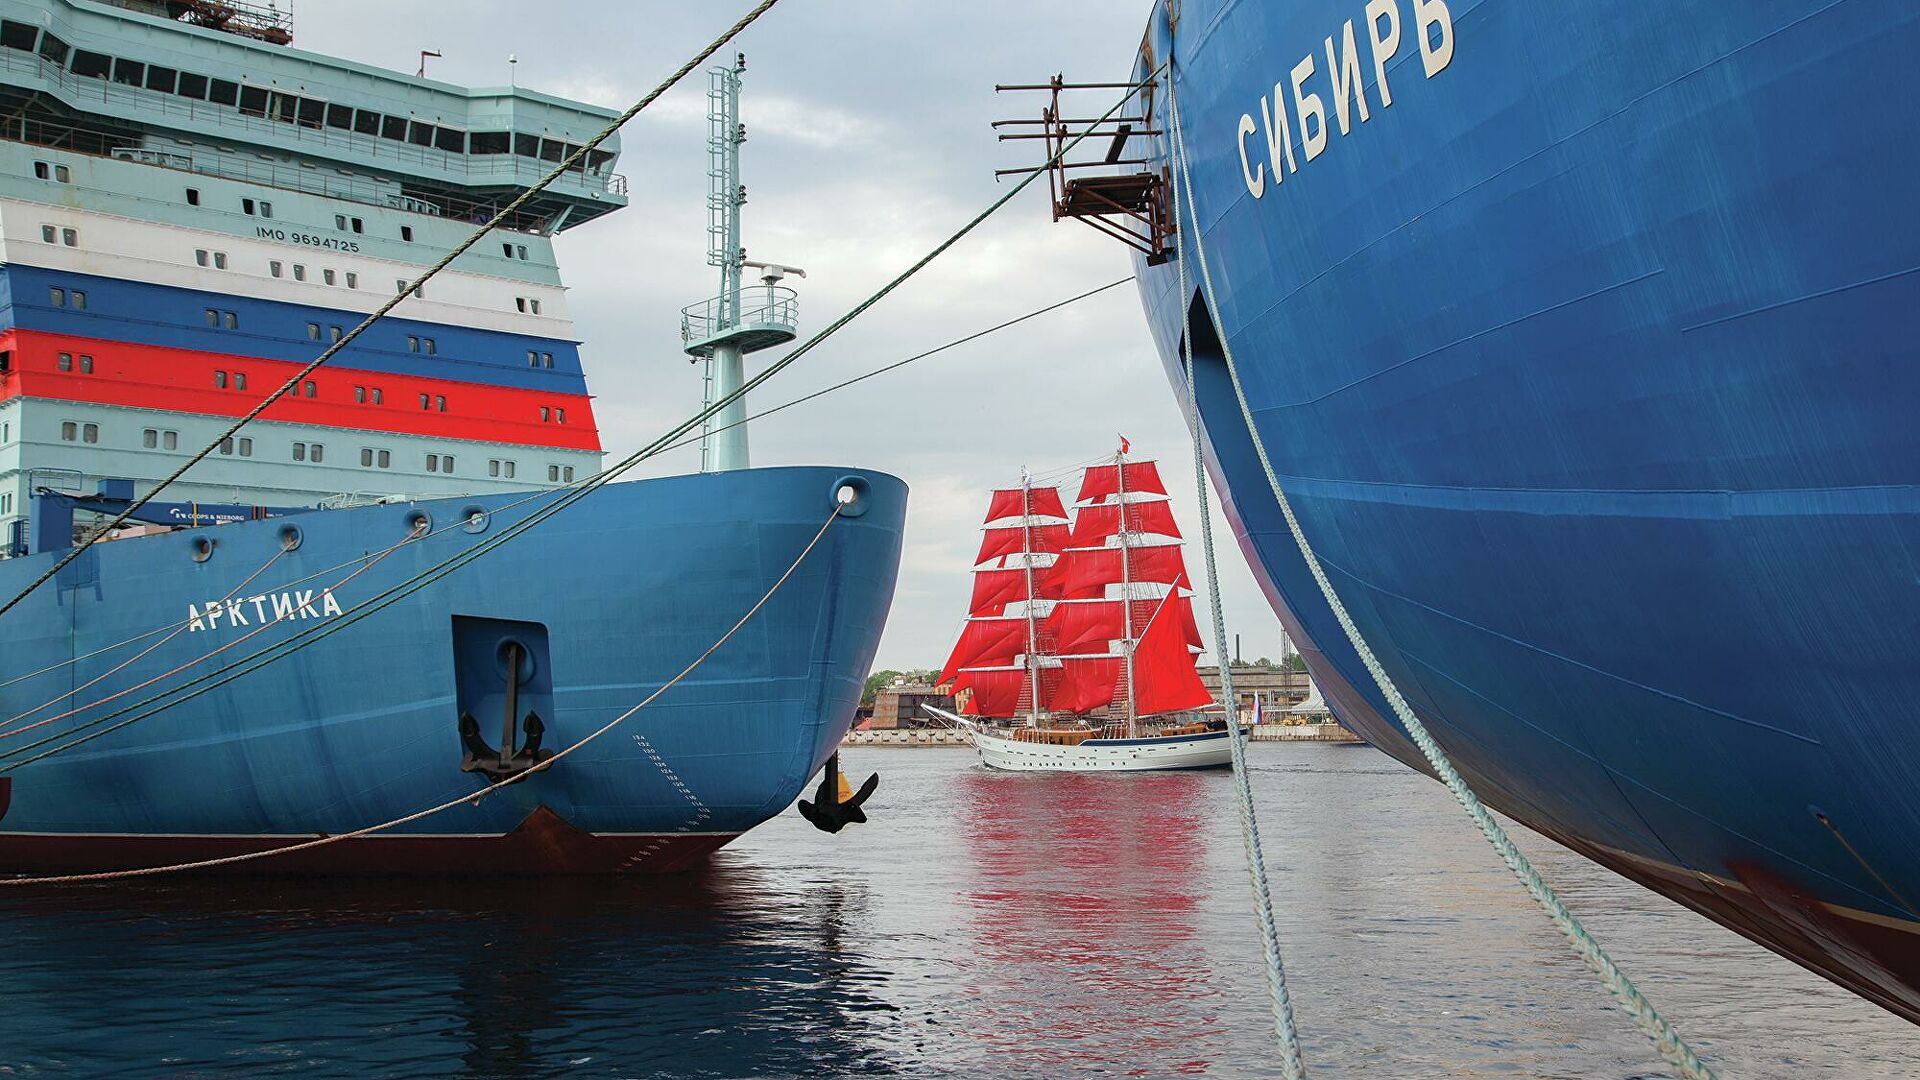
xmin=188 ymin=588 xmax=344 ymax=631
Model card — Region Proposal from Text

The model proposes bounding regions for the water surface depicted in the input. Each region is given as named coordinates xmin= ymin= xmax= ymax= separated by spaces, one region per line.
xmin=1 ymin=744 xmax=1912 ymax=1077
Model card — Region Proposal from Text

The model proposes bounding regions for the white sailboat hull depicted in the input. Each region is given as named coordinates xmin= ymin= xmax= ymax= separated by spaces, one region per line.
xmin=970 ymin=728 xmax=1234 ymax=772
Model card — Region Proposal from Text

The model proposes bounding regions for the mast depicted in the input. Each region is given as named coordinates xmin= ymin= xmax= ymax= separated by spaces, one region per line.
xmin=1117 ymin=446 xmax=1137 ymax=736
xmin=1021 ymin=469 xmax=1043 ymax=728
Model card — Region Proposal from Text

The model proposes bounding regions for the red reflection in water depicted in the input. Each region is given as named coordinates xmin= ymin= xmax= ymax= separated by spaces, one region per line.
xmin=957 ymin=768 xmax=1223 ymax=1075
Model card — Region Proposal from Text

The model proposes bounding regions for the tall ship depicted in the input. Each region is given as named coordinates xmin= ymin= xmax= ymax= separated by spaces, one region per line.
xmin=930 ymin=448 xmax=1228 ymax=770
xmin=1099 ymin=0 xmax=1920 ymax=1024
xmin=0 ymin=0 xmax=904 ymax=873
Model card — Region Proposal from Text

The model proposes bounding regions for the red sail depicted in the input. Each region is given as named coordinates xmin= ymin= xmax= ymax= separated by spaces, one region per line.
xmin=1047 ymin=597 xmax=1203 ymax=653
xmin=1077 ymin=460 xmax=1168 ymax=504
xmin=1050 ymin=544 xmax=1189 ymax=598
xmin=975 ymin=523 xmax=1070 ymax=565
xmin=939 ymin=618 xmax=1030 ymax=685
xmin=956 ymin=667 xmax=1028 ymax=717
xmin=984 ymin=486 xmax=1066 ymax=523
xmin=1051 ymin=655 xmax=1123 ymax=714
xmin=1069 ymin=500 xmax=1183 ymax=546
xmin=968 ymin=567 xmax=1062 ymax=617
xmin=1131 ymin=595 xmax=1214 ymax=715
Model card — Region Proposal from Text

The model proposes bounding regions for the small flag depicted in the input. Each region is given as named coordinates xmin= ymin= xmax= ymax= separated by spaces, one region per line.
xmin=1119 ymin=434 xmax=1130 ymax=455
xmin=1254 ymin=695 xmax=1264 ymax=726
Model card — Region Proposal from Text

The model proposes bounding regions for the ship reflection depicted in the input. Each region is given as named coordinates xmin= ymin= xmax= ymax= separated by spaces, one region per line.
xmin=956 ymin=768 xmax=1225 ymax=1075
xmin=0 ymin=867 xmax=898 ymax=1077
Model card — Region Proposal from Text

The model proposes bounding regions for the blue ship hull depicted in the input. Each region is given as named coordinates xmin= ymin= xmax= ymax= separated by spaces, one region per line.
xmin=1133 ymin=0 xmax=1920 ymax=1020
xmin=0 ymin=465 xmax=904 ymax=874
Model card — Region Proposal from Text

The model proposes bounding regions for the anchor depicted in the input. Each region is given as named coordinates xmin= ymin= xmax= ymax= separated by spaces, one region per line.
xmin=797 ymin=752 xmax=877 ymax=833
xmin=459 ymin=641 xmax=554 ymax=780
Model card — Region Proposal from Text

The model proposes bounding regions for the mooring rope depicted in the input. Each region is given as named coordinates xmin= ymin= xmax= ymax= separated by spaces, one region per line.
xmin=1167 ymin=113 xmax=1308 ymax=1079
xmin=0 ymin=503 xmax=842 ymax=885
xmin=1164 ymin=67 xmax=1718 ymax=1080
xmin=0 ymin=0 xmax=788 ymax=622
xmin=0 ymin=67 xmax=1166 ymax=775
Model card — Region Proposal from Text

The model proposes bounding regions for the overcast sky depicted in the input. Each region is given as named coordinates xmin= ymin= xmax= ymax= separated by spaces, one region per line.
xmin=295 ymin=1 xmax=1287 ymax=671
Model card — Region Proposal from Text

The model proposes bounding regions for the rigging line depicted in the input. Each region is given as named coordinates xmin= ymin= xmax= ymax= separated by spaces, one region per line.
xmin=0 ymin=523 xmax=423 ymax=742
xmin=666 ymin=276 xmax=1136 ymax=453
xmin=0 ymin=0 xmax=787 ymax=623
xmin=1165 ymin=68 xmax=1719 ymax=1080
xmin=1 ymin=540 xmax=291 ymax=731
xmin=0 ymin=66 xmax=1164 ymax=773
xmin=1166 ymin=78 xmax=1307 ymax=1078
xmin=0 ymin=504 xmax=844 ymax=886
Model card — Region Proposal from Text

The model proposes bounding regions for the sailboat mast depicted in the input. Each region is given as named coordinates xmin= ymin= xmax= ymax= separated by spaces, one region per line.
xmin=1117 ymin=449 xmax=1137 ymax=736
xmin=1021 ymin=470 xmax=1043 ymax=728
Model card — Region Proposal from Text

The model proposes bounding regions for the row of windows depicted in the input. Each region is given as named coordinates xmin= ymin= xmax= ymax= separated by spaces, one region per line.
xmin=194 ymin=249 xmax=229 ymax=270
xmin=212 ymin=370 xmax=248 ymax=391
xmin=142 ymin=428 xmax=179 ymax=450
xmin=291 ymin=441 xmax=325 ymax=462
xmin=514 ymin=296 xmax=544 ymax=315
xmin=40 ymin=224 xmax=77 ymax=247
xmin=278 ymin=263 xmax=358 ymax=289
xmin=0 ymin=492 xmax=11 ymax=515
xmin=55 ymin=352 xmax=94 ymax=374
xmin=218 ymin=436 xmax=254 ymax=457
xmin=49 ymin=287 xmax=88 ymax=310
xmin=0 ymin=20 xmax=614 ymax=174
xmin=59 ymin=420 xmax=97 ymax=443
xmin=528 ymin=351 xmax=555 ymax=369
xmin=31 ymin=160 xmax=69 ymax=183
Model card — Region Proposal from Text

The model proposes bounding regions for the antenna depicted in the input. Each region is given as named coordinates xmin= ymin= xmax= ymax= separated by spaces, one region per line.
xmin=508 ymin=54 xmax=518 ymax=87
xmin=416 ymin=49 xmax=442 ymax=78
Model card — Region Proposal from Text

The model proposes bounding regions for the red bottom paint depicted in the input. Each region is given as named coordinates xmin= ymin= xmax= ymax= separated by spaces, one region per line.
xmin=0 ymin=806 xmax=738 ymax=878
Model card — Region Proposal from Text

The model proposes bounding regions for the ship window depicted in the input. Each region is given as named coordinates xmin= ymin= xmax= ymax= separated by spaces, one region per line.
xmin=325 ymin=103 xmax=352 ymax=130
xmin=270 ymin=260 xmax=282 ymax=277
xmin=54 ymin=164 xmax=69 ymax=183
xmin=371 ymin=388 xmax=383 ymax=405
xmin=78 ymin=355 xmax=92 ymax=374
xmin=586 ymin=149 xmax=614 ymax=175
xmin=396 ymin=279 xmax=408 ymax=295
xmin=555 ymin=407 xmax=565 ymax=424
xmin=145 ymin=65 xmax=177 ymax=94
xmin=185 ymin=187 xmax=199 ymax=205
xmin=542 ymin=353 xmax=553 ymax=368
xmin=82 ymin=423 xmax=97 ymax=444
xmin=111 ymin=58 xmax=143 ymax=87
xmin=407 ymin=121 xmax=434 ymax=148
xmin=61 ymin=227 xmax=76 ymax=247
xmin=163 ymin=431 xmax=178 ymax=450
xmin=503 ymin=461 xmax=515 ymax=478
xmin=56 ymin=353 xmax=71 ymax=371
xmin=502 ymin=242 xmax=514 ymax=259
xmin=242 ymin=198 xmax=255 ymax=215
xmin=239 ymin=437 xmax=252 ymax=457
xmin=233 ymin=372 xmax=246 ymax=391
xmin=563 ymin=466 xmax=574 ymax=482
xmin=423 ymin=338 xmax=436 ymax=355
xmin=48 ymin=287 xmax=64 ymax=306
xmin=434 ymin=395 xmax=446 ymax=412
xmin=352 ymin=109 xmax=379 ymax=135
xmin=0 ymin=22 xmax=30 ymax=51
xmin=259 ymin=201 xmax=272 ymax=219
xmin=513 ymin=133 xmax=539 ymax=158
xmin=31 ymin=161 xmax=44 ymax=179
xmin=37 ymin=34 xmax=67 ymax=66
xmin=406 ymin=335 xmax=419 ymax=352
xmin=515 ymin=297 xmax=526 ymax=313
xmin=345 ymin=272 xmax=359 ymax=289
xmin=354 ymin=386 xmax=365 ymax=403
xmin=400 ymin=226 xmax=414 ymax=243
xmin=517 ymin=245 xmax=528 ymax=260
xmin=70 ymin=290 xmax=84 ymax=310
xmin=214 ymin=371 xmax=227 ymax=388
xmin=208 ymin=78 xmax=239 ymax=106
xmin=470 ymin=131 xmax=509 ymax=155
xmin=39 ymin=225 xmax=53 ymax=243
xmin=303 ymin=380 xmax=316 ymax=396
xmin=70 ymin=50 xmax=109 ymax=79
xmin=419 ymin=393 xmax=430 ymax=409
xmin=426 ymin=454 xmax=438 ymax=472
xmin=224 ymin=311 xmax=237 ymax=329
xmin=270 ymin=92 xmax=296 ymax=124
xmin=60 ymin=421 xmax=76 ymax=442
xmin=334 ymin=214 xmax=347 ymax=230
xmin=176 ymin=71 xmax=207 ymax=99
xmin=238 ymin=84 xmax=269 ymax=117
xmin=291 ymin=264 xmax=304 ymax=281
xmin=213 ymin=252 xmax=227 ymax=270
xmin=540 ymin=407 xmax=550 ymax=423
xmin=204 ymin=308 xmax=219 ymax=326
xmin=547 ymin=464 xmax=559 ymax=482
xmin=377 ymin=449 xmax=390 ymax=468
xmin=350 ymin=218 xmax=363 ymax=234
xmin=442 ymin=454 xmax=454 ymax=473
xmin=381 ymin=115 xmax=407 ymax=142
xmin=219 ymin=437 xmax=234 ymax=455
xmin=539 ymin=138 xmax=565 ymax=163
xmin=529 ymin=298 xmax=541 ymax=315
xmin=307 ymin=323 xmax=321 ymax=341
xmin=310 ymin=443 xmax=323 ymax=462
xmin=195 ymin=248 xmax=209 ymax=266
xmin=527 ymin=351 xmax=538 ymax=367
xmin=488 ymin=459 xmax=499 ymax=477
xmin=323 ymin=269 xmax=336 ymax=286
xmin=329 ymin=325 xmax=342 ymax=342
xmin=297 ymin=98 xmax=324 ymax=128
xmin=360 ymin=448 xmax=372 ymax=466
xmin=292 ymin=442 xmax=305 ymax=461
xmin=434 ymin=127 xmax=464 ymax=153
xmin=143 ymin=429 xmax=157 ymax=449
